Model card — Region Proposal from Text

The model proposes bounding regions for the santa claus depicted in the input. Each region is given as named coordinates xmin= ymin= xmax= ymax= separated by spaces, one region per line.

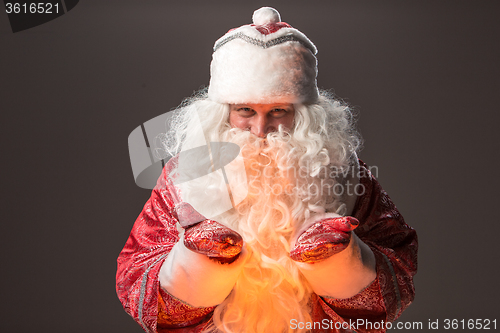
xmin=117 ymin=7 xmax=417 ymax=333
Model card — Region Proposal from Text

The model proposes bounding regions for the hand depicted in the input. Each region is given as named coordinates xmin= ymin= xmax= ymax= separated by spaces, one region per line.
xmin=289 ymin=216 xmax=359 ymax=263
xmin=184 ymin=219 xmax=243 ymax=264
xmin=174 ymin=201 xmax=207 ymax=228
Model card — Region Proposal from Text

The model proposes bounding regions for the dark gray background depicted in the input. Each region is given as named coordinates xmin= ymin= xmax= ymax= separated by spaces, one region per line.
xmin=1 ymin=1 xmax=499 ymax=332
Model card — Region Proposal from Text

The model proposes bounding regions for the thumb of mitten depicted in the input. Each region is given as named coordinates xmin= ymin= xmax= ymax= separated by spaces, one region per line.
xmin=289 ymin=216 xmax=359 ymax=263
xmin=184 ymin=219 xmax=243 ymax=264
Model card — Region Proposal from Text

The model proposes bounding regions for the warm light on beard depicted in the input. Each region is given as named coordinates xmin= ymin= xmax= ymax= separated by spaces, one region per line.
xmin=209 ymin=129 xmax=341 ymax=333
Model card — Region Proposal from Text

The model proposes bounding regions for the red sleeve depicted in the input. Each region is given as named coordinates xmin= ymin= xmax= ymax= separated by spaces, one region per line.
xmin=318 ymin=160 xmax=418 ymax=331
xmin=116 ymin=160 xmax=215 ymax=332
xmin=157 ymin=288 xmax=215 ymax=332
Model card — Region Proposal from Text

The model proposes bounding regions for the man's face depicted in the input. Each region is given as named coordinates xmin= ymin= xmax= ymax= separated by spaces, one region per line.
xmin=229 ymin=103 xmax=295 ymax=138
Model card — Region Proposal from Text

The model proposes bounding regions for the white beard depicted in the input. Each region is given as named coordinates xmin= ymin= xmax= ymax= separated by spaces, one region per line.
xmin=157 ymin=95 xmax=360 ymax=332
xmin=207 ymin=129 xmax=344 ymax=333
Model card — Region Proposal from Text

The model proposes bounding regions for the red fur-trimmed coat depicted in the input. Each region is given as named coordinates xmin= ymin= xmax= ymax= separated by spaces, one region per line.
xmin=116 ymin=160 xmax=417 ymax=332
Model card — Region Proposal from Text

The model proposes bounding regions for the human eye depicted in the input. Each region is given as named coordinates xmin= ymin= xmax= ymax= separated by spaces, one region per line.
xmin=270 ymin=108 xmax=288 ymax=117
xmin=236 ymin=107 xmax=255 ymax=117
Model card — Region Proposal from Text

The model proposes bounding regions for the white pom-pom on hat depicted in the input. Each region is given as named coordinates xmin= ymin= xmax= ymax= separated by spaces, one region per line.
xmin=252 ymin=7 xmax=281 ymax=25
xmin=208 ymin=7 xmax=319 ymax=104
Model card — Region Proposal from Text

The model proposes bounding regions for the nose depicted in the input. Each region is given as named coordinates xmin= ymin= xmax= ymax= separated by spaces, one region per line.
xmin=251 ymin=115 xmax=274 ymax=138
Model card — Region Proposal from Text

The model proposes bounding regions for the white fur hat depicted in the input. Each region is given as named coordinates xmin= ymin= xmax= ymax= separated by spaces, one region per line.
xmin=207 ymin=7 xmax=319 ymax=105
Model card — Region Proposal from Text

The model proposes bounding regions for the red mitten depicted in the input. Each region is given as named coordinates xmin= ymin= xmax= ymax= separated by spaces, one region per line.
xmin=174 ymin=201 xmax=207 ymax=228
xmin=184 ymin=219 xmax=243 ymax=264
xmin=289 ymin=216 xmax=359 ymax=263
